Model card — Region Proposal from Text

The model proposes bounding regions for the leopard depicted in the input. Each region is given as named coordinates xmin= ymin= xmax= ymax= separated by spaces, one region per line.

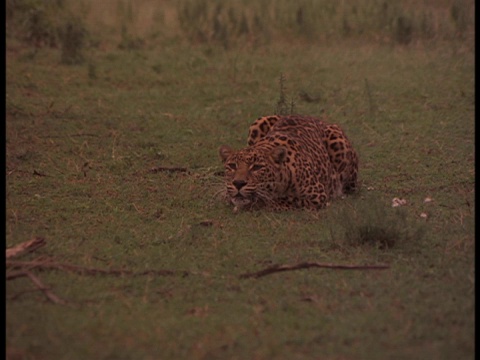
xmin=218 ymin=115 xmax=358 ymax=211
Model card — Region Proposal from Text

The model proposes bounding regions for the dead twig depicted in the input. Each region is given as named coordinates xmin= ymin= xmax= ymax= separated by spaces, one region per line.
xmin=149 ymin=166 xmax=188 ymax=174
xmin=6 ymin=270 xmax=33 ymax=280
xmin=8 ymin=287 xmax=47 ymax=301
xmin=299 ymin=90 xmax=321 ymax=103
xmin=8 ymin=270 xmax=67 ymax=305
xmin=26 ymin=271 xmax=67 ymax=305
xmin=239 ymin=261 xmax=390 ymax=279
xmin=6 ymin=238 xmax=188 ymax=305
xmin=6 ymin=260 xmax=189 ymax=277
xmin=6 ymin=237 xmax=46 ymax=259
xmin=33 ymin=169 xmax=47 ymax=177
xmin=38 ymin=133 xmax=100 ymax=139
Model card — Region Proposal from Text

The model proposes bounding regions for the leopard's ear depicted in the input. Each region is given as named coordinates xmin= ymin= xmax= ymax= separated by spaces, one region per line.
xmin=270 ymin=146 xmax=287 ymax=164
xmin=219 ymin=145 xmax=234 ymax=163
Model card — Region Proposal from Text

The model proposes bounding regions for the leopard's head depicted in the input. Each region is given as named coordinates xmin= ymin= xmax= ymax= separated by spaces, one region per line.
xmin=219 ymin=144 xmax=288 ymax=211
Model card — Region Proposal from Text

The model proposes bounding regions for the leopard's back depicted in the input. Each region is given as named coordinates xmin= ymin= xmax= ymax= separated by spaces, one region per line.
xmin=247 ymin=115 xmax=358 ymax=194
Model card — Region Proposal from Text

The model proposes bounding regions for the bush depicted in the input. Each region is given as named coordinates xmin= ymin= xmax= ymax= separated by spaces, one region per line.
xmin=329 ymin=196 xmax=426 ymax=250
xmin=59 ymin=16 xmax=88 ymax=64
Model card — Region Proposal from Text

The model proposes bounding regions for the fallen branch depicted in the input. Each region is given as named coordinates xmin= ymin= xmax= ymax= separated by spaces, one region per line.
xmin=6 ymin=237 xmax=46 ymax=259
xmin=6 ymin=270 xmax=35 ymax=280
xmin=33 ymin=169 xmax=48 ymax=177
xmin=239 ymin=262 xmax=390 ymax=279
xmin=26 ymin=271 xmax=67 ymax=305
xmin=8 ymin=287 xmax=47 ymax=301
xmin=39 ymin=133 xmax=100 ymax=138
xmin=6 ymin=238 xmax=190 ymax=305
xmin=8 ymin=270 xmax=67 ymax=305
xmin=149 ymin=166 xmax=188 ymax=174
xmin=6 ymin=259 xmax=189 ymax=277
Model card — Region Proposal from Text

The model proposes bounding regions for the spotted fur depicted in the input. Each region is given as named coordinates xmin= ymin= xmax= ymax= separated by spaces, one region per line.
xmin=219 ymin=115 xmax=358 ymax=211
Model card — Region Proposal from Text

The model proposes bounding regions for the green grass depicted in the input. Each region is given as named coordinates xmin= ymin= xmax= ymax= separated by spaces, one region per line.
xmin=6 ymin=1 xmax=474 ymax=359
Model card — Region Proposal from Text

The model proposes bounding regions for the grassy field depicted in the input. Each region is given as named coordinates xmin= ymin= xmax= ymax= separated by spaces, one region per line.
xmin=6 ymin=1 xmax=474 ymax=359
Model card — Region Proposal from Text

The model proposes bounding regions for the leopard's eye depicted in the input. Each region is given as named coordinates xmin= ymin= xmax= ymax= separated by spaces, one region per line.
xmin=250 ymin=164 xmax=264 ymax=171
xmin=226 ymin=163 xmax=237 ymax=170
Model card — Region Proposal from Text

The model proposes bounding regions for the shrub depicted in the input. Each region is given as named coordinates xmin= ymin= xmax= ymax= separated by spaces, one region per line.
xmin=329 ymin=196 xmax=426 ymax=250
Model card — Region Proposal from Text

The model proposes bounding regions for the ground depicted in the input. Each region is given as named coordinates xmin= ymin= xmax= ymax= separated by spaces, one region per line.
xmin=6 ymin=1 xmax=474 ymax=359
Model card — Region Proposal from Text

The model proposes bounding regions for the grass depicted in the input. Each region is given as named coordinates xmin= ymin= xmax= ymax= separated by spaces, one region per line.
xmin=6 ymin=1 xmax=474 ymax=359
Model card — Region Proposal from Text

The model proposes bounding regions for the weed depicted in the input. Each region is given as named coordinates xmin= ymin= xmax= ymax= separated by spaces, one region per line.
xmin=112 ymin=0 xmax=143 ymax=50
xmin=450 ymin=0 xmax=468 ymax=37
xmin=364 ymin=78 xmax=376 ymax=118
xmin=7 ymin=0 xmax=474 ymax=51
xmin=177 ymin=1 xmax=262 ymax=49
xmin=394 ymin=15 xmax=413 ymax=45
xmin=274 ymin=73 xmax=296 ymax=115
xmin=329 ymin=196 xmax=427 ymax=250
xmin=118 ymin=24 xmax=145 ymax=50
xmin=59 ymin=16 xmax=87 ymax=65
xmin=13 ymin=0 xmax=62 ymax=47
xmin=87 ymin=63 xmax=97 ymax=80
xmin=231 ymin=1 xmax=469 ymax=48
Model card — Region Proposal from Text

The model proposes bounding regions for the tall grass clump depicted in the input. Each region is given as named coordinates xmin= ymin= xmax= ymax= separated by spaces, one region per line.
xmin=59 ymin=16 xmax=88 ymax=64
xmin=6 ymin=0 xmax=88 ymax=64
xmin=176 ymin=0 xmax=268 ymax=49
xmin=329 ymin=197 xmax=426 ymax=250
xmin=274 ymin=73 xmax=296 ymax=116
xmin=174 ymin=0 xmax=474 ymax=47
xmin=6 ymin=0 xmax=65 ymax=47
xmin=116 ymin=0 xmax=145 ymax=50
xmin=7 ymin=0 xmax=474 ymax=51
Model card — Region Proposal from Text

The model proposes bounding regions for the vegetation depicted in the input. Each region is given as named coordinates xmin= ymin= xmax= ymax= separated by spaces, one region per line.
xmin=6 ymin=0 xmax=474 ymax=359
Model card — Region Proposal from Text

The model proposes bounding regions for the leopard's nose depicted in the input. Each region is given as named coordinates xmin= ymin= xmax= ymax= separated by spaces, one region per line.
xmin=233 ymin=180 xmax=247 ymax=190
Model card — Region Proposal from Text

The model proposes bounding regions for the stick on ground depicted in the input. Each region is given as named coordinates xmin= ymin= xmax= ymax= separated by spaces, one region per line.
xmin=6 ymin=237 xmax=46 ymax=259
xmin=149 ymin=166 xmax=188 ymax=174
xmin=7 ymin=271 xmax=67 ymax=305
xmin=6 ymin=259 xmax=189 ymax=277
xmin=239 ymin=261 xmax=390 ymax=279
